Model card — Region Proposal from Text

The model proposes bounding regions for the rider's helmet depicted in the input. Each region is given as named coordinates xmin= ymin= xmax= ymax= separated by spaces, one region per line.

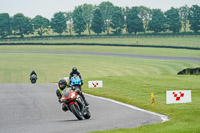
xmin=30 ymin=70 xmax=36 ymax=77
xmin=72 ymin=67 xmax=77 ymax=72
xmin=58 ymin=79 xmax=67 ymax=90
xmin=31 ymin=70 xmax=35 ymax=74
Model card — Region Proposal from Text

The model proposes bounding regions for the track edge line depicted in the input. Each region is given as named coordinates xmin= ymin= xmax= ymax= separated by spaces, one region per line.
xmin=85 ymin=93 xmax=170 ymax=123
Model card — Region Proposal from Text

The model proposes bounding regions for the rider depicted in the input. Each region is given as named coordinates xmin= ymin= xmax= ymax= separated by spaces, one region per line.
xmin=30 ymin=70 xmax=37 ymax=76
xmin=56 ymin=79 xmax=89 ymax=112
xmin=30 ymin=70 xmax=37 ymax=81
xmin=69 ymin=67 xmax=83 ymax=85
xmin=56 ymin=79 xmax=69 ymax=111
xmin=69 ymin=67 xmax=89 ymax=106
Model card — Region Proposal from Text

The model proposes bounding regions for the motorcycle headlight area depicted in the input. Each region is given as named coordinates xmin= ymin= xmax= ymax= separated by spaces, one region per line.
xmin=71 ymin=93 xmax=76 ymax=98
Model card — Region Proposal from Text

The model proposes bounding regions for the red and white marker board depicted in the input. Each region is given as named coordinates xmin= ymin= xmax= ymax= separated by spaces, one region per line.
xmin=88 ymin=81 xmax=103 ymax=88
xmin=166 ymin=90 xmax=191 ymax=104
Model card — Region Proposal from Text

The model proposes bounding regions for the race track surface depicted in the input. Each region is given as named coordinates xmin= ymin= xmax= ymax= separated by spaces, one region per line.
xmin=1 ymin=51 xmax=200 ymax=63
xmin=0 ymin=84 xmax=164 ymax=133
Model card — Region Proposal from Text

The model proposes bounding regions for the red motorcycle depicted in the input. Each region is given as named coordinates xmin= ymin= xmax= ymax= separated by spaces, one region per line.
xmin=60 ymin=87 xmax=91 ymax=120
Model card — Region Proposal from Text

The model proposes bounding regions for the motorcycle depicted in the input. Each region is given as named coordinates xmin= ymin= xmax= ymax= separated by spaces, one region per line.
xmin=71 ymin=74 xmax=82 ymax=88
xmin=30 ymin=74 xmax=37 ymax=84
xmin=70 ymin=74 xmax=83 ymax=93
xmin=60 ymin=87 xmax=91 ymax=120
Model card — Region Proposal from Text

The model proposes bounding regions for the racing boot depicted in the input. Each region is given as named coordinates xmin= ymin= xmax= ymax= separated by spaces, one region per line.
xmin=80 ymin=92 xmax=89 ymax=106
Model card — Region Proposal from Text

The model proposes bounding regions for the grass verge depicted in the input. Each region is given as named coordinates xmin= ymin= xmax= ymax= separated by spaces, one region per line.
xmin=85 ymin=75 xmax=200 ymax=133
xmin=1 ymin=36 xmax=200 ymax=48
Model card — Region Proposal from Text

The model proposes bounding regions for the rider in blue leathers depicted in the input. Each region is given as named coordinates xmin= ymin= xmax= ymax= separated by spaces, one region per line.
xmin=69 ymin=67 xmax=83 ymax=85
xmin=69 ymin=67 xmax=88 ymax=106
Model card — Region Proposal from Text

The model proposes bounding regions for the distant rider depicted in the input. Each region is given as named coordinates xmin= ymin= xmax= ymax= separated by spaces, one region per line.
xmin=69 ymin=67 xmax=88 ymax=105
xmin=69 ymin=67 xmax=83 ymax=85
xmin=69 ymin=67 xmax=89 ymax=106
xmin=30 ymin=70 xmax=37 ymax=81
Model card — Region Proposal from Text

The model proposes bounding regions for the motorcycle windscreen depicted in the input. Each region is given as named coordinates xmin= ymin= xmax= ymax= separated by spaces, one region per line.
xmin=62 ymin=88 xmax=71 ymax=98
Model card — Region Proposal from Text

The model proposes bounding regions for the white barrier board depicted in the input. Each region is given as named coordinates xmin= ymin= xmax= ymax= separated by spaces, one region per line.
xmin=166 ymin=90 xmax=191 ymax=104
xmin=88 ymin=81 xmax=103 ymax=88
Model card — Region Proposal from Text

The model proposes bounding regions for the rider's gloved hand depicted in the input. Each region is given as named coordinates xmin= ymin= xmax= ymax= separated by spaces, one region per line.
xmin=71 ymin=86 xmax=76 ymax=90
xmin=58 ymin=99 xmax=61 ymax=103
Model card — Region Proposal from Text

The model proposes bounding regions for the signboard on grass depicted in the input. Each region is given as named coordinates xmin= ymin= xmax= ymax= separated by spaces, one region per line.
xmin=88 ymin=81 xmax=103 ymax=88
xmin=166 ymin=90 xmax=191 ymax=104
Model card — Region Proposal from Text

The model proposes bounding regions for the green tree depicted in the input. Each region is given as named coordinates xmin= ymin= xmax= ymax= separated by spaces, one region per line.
xmin=126 ymin=7 xmax=144 ymax=35
xmin=165 ymin=7 xmax=182 ymax=33
xmin=73 ymin=6 xmax=86 ymax=35
xmin=91 ymin=8 xmax=104 ymax=35
xmin=11 ymin=13 xmax=33 ymax=38
xmin=64 ymin=12 xmax=73 ymax=35
xmin=51 ymin=12 xmax=67 ymax=35
xmin=188 ymin=5 xmax=200 ymax=33
xmin=179 ymin=5 xmax=189 ymax=32
xmin=110 ymin=6 xmax=125 ymax=35
xmin=32 ymin=15 xmax=50 ymax=36
xmin=137 ymin=6 xmax=152 ymax=33
xmin=99 ymin=1 xmax=114 ymax=35
xmin=82 ymin=4 xmax=94 ymax=35
xmin=148 ymin=9 xmax=166 ymax=33
xmin=0 ymin=13 xmax=11 ymax=38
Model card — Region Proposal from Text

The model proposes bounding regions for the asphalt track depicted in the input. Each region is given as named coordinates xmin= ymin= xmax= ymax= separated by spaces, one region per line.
xmin=0 ymin=84 xmax=166 ymax=133
xmin=1 ymin=51 xmax=200 ymax=63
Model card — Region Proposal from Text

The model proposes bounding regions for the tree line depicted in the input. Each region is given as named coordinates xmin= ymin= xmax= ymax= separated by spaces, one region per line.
xmin=0 ymin=2 xmax=200 ymax=38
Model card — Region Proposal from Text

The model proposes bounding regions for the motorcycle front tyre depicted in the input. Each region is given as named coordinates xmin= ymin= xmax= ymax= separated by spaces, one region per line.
xmin=69 ymin=103 xmax=84 ymax=120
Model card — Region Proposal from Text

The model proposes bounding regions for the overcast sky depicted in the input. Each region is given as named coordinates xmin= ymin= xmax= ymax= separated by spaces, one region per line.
xmin=0 ymin=0 xmax=199 ymax=19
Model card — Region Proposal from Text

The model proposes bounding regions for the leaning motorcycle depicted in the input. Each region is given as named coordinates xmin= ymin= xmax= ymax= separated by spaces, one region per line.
xmin=30 ymin=74 xmax=37 ymax=84
xmin=60 ymin=87 xmax=91 ymax=120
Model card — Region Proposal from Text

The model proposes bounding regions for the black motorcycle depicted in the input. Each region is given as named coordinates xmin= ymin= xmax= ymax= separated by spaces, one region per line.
xmin=30 ymin=74 xmax=37 ymax=84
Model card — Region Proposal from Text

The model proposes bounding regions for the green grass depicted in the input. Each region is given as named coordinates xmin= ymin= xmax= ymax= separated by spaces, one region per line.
xmin=0 ymin=46 xmax=200 ymax=133
xmin=3 ymin=53 xmax=199 ymax=83
xmin=1 ymin=36 xmax=200 ymax=48
xmin=86 ymin=75 xmax=200 ymax=133
xmin=0 ymin=45 xmax=200 ymax=58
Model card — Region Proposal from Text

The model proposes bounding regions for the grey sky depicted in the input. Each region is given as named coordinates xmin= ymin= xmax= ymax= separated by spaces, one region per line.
xmin=0 ymin=0 xmax=199 ymax=19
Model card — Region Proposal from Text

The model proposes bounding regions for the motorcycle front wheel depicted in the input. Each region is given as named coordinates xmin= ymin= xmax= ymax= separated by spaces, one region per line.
xmin=31 ymin=79 xmax=36 ymax=84
xmin=69 ymin=103 xmax=84 ymax=120
xmin=83 ymin=109 xmax=91 ymax=119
